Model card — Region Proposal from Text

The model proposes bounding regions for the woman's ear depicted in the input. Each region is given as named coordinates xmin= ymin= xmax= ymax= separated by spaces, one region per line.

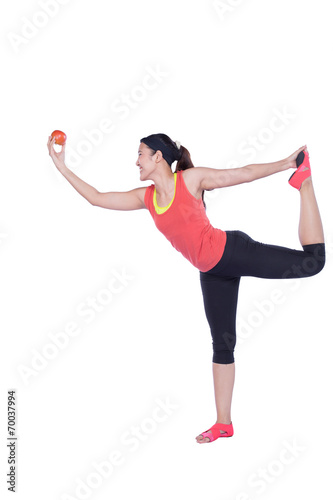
xmin=154 ymin=150 xmax=163 ymax=163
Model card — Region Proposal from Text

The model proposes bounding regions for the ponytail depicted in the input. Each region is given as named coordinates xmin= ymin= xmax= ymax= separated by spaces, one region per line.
xmin=175 ymin=145 xmax=206 ymax=209
xmin=174 ymin=145 xmax=194 ymax=172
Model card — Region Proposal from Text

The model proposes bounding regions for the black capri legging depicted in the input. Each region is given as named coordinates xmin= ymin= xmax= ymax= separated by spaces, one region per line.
xmin=199 ymin=230 xmax=326 ymax=364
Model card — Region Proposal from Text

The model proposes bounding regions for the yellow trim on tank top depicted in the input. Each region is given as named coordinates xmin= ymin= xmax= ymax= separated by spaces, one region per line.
xmin=153 ymin=172 xmax=177 ymax=214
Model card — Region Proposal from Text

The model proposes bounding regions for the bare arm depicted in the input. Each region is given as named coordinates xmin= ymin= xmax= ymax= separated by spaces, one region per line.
xmin=47 ymin=136 xmax=146 ymax=210
xmin=194 ymin=145 xmax=307 ymax=191
xmin=91 ymin=187 xmax=146 ymax=210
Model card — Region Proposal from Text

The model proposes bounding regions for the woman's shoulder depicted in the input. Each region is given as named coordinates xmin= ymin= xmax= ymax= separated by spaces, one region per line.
xmin=141 ymin=184 xmax=154 ymax=207
xmin=180 ymin=167 xmax=205 ymax=200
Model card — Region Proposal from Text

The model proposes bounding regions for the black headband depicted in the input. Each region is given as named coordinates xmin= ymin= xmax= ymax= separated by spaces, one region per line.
xmin=140 ymin=136 xmax=181 ymax=166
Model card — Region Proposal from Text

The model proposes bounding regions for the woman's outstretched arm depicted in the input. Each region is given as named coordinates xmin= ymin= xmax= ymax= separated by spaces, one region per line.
xmin=193 ymin=145 xmax=307 ymax=191
xmin=47 ymin=136 xmax=146 ymax=210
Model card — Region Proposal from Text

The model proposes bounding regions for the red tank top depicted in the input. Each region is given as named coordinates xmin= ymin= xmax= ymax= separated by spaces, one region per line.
xmin=144 ymin=170 xmax=226 ymax=272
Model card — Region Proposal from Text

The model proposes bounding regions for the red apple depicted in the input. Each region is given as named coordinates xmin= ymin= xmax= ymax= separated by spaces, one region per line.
xmin=51 ymin=130 xmax=67 ymax=145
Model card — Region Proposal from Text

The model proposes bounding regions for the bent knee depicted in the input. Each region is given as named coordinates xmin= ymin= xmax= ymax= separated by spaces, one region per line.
xmin=304 ymin=243 xmax=326 ymax=276
xmin=299 ymin=243 xmax=325 ymax=277
xmin=315 ymin=255 xmax=326 ymax=275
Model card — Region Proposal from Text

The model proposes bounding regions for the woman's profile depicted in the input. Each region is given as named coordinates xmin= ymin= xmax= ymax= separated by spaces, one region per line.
xmin=47 ymin=132 xmax=325 ymax=444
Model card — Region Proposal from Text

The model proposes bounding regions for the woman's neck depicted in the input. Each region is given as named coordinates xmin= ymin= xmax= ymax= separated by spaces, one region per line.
xmin=151 ymin=168 xmax=176 ymax=196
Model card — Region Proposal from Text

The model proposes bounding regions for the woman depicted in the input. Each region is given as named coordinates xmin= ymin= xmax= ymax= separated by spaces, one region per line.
xmin=47 ymin=132 xmax=325 ymax=444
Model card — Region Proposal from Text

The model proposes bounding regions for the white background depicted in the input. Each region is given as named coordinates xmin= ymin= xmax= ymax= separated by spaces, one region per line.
xmin=1 ymin=0 xmax=332 ymax=499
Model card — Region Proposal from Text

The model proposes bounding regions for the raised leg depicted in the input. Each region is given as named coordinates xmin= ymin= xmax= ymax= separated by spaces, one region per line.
xmin=298 ymin=177 xmax=324 ymax=246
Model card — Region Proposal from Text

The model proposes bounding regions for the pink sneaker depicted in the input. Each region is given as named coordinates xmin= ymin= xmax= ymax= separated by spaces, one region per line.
xmin=288 ymin=149 xmax=311 ymax=190
xmin=198 ymin=422 xmax=234 ymax=442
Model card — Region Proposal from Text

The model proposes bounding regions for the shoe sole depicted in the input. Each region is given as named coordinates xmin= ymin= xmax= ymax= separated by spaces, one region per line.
xmin=288 ymin=150 xmax=306 ymax=182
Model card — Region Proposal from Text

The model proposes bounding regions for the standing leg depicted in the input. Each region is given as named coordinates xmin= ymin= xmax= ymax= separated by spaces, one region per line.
xmin=196 ymin=363 xmax=235 ymax=443
xmin=213 ymin=362 xmax=235 ymax=424
xmin=197 ymin=274 xmax=239 ymax=443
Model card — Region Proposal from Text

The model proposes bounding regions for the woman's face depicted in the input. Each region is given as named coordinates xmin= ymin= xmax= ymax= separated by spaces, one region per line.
xmin=136 ymin=142 xmax=157 ymax=181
